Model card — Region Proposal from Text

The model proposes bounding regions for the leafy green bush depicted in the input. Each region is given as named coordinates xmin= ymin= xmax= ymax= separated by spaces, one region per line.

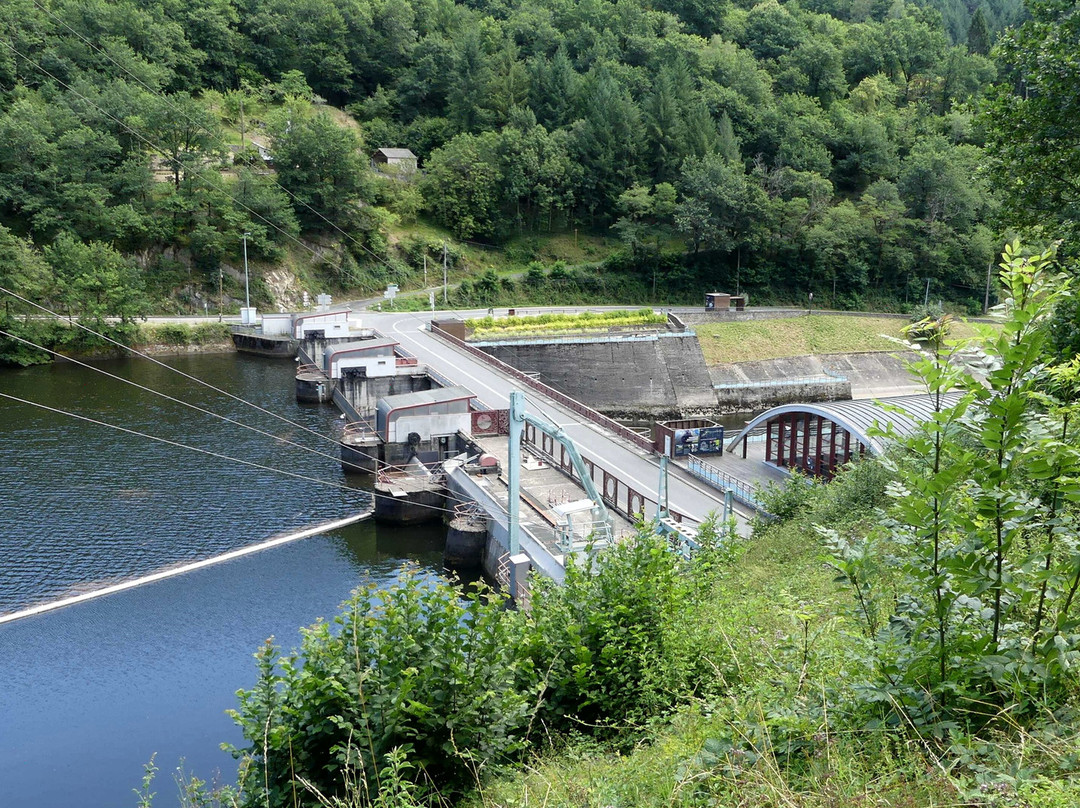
xmin=227 ymin=568 xmax=537 ymax=807
xmin=525 ymin=526 xmax=732 ymax=731
xmin=145 ymin=323 xmax=191 ymax=346
xmin=191 ymin=322 xmax=232 ymax=344
xmin=823 ymin=243 xmax=1080 ymax=732
xmin=754 ymin=473 xmax=817 ymax=522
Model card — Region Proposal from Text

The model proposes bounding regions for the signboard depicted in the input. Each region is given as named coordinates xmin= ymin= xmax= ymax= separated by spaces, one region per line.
xmin=383 ymin=284 xmax=399 ymax=302
xmin=672 ymin=425 xmax=724 ymax=456
xmin=471 ymin=409 xmax=511 ymax=436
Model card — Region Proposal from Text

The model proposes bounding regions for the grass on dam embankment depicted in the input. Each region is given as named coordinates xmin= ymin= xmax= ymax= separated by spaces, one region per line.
xmin=696 ymin=315 xmax=985 ymax=364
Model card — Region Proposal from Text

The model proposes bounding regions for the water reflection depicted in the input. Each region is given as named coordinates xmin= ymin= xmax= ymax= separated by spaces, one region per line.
xmin=0 ymin=353 xmax=447 ymax=808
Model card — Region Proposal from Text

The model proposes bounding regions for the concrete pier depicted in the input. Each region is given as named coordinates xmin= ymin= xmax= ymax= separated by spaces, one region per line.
xmin=295 ymin=368 xmax=332 ymax=403
xmin=445 ymin=512 xmax=488 ymax=569
xmin=373 ymin=471 xmax=445 ymax=524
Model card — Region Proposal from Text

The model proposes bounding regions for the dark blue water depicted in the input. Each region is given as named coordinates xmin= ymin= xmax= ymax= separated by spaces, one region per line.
xmin=0 ymin=353 xmax=445 ymax=807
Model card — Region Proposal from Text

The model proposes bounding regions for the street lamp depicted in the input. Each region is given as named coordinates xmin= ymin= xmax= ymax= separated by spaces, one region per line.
xmin=242 ymin=232 xmax=251 ymax=309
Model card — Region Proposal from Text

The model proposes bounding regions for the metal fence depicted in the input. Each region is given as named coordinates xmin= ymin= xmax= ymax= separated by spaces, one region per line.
xmin=521 ymin=422 xmax=695 ymax=527
xmin=686 ymin=455 xmax=760 ymax=509
xmin=712 ymin=373 xmax=847 ymax=391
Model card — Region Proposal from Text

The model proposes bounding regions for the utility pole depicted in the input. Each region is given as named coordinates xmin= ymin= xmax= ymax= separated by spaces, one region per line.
xmin=218 ymin=266 xmax=223 ymax=322
xmin=442 ymin=242 xmax=448 ymax=305
xmin=243 ymin=232 xmax=251 ymax=309
xmin=984 ymin=259 xmax=993 ymax=314
xmin=239 ymin=95 xmax=245 ymax=150
xmin=924 ymin=277 xmax=931 ymax=308
xmin=423 ymin=253 xmax=427 ymax=288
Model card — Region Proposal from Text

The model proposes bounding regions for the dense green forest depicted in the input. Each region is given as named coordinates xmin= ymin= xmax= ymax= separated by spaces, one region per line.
xmin=0 ymin=0 xmax=1058 ymax=349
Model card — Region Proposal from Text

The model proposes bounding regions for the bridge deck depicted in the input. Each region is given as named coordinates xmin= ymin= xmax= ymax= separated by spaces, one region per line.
xmin=367 ymin=310 xmax=761 ymax=530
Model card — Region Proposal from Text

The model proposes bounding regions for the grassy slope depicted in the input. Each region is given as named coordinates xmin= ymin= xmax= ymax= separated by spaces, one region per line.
xmin=473 ymin=467 xmax=958 ymax=808
xmin=472 ymin=463 xmax=1080 ymax=808
xmin=696 ymin=315 xmax=984 ymax=364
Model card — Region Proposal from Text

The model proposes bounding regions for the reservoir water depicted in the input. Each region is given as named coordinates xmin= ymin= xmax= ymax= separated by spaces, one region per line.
xmin=0 ymin=353 xmax=446 ymax=807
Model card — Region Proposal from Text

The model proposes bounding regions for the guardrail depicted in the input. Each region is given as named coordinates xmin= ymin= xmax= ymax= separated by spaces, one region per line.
xmin=429 ymin=324 xmax=654 ymax=453
xmin=686 ymin=455 xmax=760 ymax=509
xmin=712 ymin=374 xmax=846 ymax=391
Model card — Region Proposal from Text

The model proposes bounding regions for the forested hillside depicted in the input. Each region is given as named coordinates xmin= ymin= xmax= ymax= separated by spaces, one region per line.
xmin=0 ymin=0 xmax=1065 ymax=339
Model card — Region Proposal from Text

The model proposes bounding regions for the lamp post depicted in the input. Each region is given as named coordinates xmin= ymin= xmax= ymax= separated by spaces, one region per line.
xmin=242 ymin=232 xmax=251 ymax=309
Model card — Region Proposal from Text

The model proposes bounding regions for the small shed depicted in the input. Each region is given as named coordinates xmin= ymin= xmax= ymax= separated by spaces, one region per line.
xmin=372 ymin=148 xmax=418 ymax=173
xmin=324 ymin=339 xmax=399 ymax=379
xmin=376 ymin=386 xmax=475 ymax=443
xmin=705 ymin=292 xmax=747 ymax=312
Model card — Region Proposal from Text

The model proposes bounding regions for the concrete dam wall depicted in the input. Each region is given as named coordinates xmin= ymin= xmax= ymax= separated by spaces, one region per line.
xmin=477 ymin=333 xmax=716 ymax=417
xmin=477 ymin=333 xmax=918 ymax=417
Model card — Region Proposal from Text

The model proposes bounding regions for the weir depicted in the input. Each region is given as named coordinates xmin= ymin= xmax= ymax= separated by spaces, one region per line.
xmin=0 ymin=511 xmax=373 ymax=625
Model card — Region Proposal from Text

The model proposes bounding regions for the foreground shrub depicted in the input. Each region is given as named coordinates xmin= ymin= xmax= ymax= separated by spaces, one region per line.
xmin=227 ymin=568 xmax=537 ymax=808
xmin=525 ymin=523 xmax=735 ymax=732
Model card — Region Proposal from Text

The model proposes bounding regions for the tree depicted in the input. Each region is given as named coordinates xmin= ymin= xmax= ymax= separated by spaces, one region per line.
xmin=44 ymin=233 xmax=148 ymax=330
xmin=0 ymin=225 xmax=52 ymax=320
xmin=675 ymin=153 xmax=767 ymax=260
xmin=571 ymin=65 xmax=643 ymax=219
xmin=967 ymin=6 xmax=991 ymax=55
xmin=982 ymin=0 xmax=1080 ymax=248
xmin=420 ymin=132 xmax=502 ymax=239
xmin=823 ymin=242 xmax=1080 ymax=728
xmin=267 ymin=105 xmax=368 ymax=231
xmin=143 ymin=92 xmax=224 ymax=189
xmin=447 ymin=28 xmax=492 ymax=133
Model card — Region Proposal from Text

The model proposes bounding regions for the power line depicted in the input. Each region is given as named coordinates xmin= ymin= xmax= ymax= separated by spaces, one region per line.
xmin=25 ymin=0 xmax=402 ymax=277
xmin=0 ymin=285 xmax=342 ymax=448
xmin=0 ymin=325 xmax=386 ymax=473
xmin=0 ymin=391 xmax=463 ymax=518
xmin=2 ymin=40 xmax=401 ymax=287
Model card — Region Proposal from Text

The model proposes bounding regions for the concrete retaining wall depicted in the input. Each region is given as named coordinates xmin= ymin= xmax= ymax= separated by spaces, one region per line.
xmin=710 ymin=351 xmax=921 ymax=401
xmin=477 ymin=335 xmax=920 ymax=417
xmin=479 ymin=333 xmax=716 ymax=417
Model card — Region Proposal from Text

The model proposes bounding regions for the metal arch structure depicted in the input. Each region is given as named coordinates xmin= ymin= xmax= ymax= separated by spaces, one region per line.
xmin=507 ymin=390 xmax=613 ymax=556
xmin=725 ymin=393 xmax=964 ymax=478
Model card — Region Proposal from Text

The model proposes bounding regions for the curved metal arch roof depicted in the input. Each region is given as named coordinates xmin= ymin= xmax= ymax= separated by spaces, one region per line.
xmin=727 ymin=392 xmax=964 ymax=456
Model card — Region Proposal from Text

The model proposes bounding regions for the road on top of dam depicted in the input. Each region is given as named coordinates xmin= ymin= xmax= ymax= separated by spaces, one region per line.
xmin=362 ymin=307 xmax=755 ymax=529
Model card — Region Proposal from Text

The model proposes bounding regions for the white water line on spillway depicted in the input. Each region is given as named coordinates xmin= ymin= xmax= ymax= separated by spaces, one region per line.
xmin=0 ymin=511 xmax=373 ymax=626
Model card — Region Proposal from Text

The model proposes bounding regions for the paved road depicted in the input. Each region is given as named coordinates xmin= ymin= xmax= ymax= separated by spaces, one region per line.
xmin=362 ymin=308 xmax=753 ymax=528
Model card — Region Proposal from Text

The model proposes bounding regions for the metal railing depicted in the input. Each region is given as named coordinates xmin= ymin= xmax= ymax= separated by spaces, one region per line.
xmin=429 ymin=324 xmax=654 ymax=452
xmin=713 ymin=374 xmax=846 ymax=391
xmin=521 ymin=422 xmax=696 ymax=527
xmin=468 ymin=331 xmax=663 ymax=347
xmin=686 ymin=455 xmax=760 ymax=509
